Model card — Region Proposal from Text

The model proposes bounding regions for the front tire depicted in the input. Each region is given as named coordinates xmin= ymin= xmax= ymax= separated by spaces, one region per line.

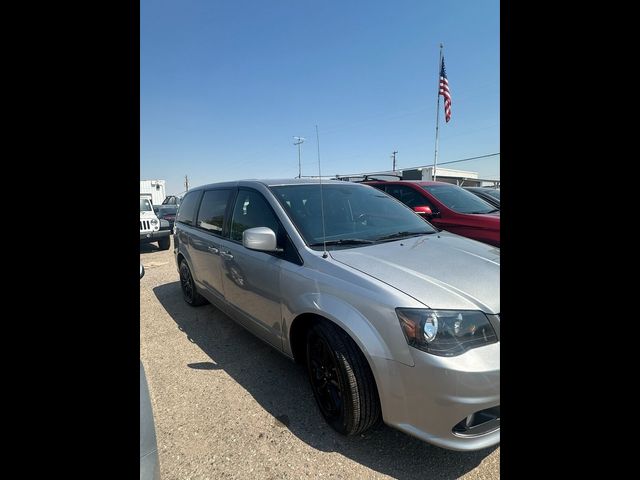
xmin=179 ymin=261 xmax=207 ymax=306
xmin=305 ymin=321 xmax=381 ymax=436
xmin=157 ymin=236 xmax=171 ymax=250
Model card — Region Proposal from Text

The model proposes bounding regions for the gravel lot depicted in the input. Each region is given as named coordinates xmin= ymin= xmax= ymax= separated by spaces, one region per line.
xmin=140 ymin=238 xmax=500 ymax=480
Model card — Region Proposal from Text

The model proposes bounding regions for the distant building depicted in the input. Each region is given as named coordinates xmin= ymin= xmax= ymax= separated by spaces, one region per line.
xmin=401 ymin=167 xmax=481 ymax=185
xmin=140 ymin=180 xmax=166 ymax=205
xmin=336 ymin=167 xmax=499 ymax=187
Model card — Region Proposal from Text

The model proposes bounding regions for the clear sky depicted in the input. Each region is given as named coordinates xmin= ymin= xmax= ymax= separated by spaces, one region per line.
xmin=141 ymin=0 xmax=499 ymax=195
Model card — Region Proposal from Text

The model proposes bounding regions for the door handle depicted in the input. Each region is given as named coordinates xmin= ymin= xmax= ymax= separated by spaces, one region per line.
xmin=220 ymin=251 xmax=234 ymax=260
xmin=207 ymin=246 xmax=219 ymax=254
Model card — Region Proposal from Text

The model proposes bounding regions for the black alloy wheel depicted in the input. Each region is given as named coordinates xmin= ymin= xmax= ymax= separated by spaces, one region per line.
xmin=308 ymin=330 xmax=343 ymax=422
xmin=179 ymin=261 xmax=207 ymax=306
xmin=305 ymin=321 xmax=381 ymax=436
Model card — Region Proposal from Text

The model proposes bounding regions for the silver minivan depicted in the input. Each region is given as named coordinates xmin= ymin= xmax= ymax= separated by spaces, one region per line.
xmin=174 ymin=179 xmax=499 ymax=451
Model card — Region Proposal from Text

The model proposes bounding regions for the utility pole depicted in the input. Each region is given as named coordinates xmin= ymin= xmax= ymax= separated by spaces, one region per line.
xmin=391 ymin=150 xmax=398 ymax=173
xmin=293 ymin=136 xmax=305 ymax=178
xmin=184 ymin=175 xmax=189 ymax=192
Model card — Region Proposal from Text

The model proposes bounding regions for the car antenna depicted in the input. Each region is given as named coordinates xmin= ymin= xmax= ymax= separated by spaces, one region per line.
xmin=316 ymin=124 xmax=328 ymax=259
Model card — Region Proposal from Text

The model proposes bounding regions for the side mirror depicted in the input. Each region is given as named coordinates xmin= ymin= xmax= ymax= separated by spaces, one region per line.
xmin=140 ymin=263 xmax=145 ymax=279
xmin=243 ymin=227 xmax=282 ymax=252
xmin=413 ymin=205 xmax=433 ymax=217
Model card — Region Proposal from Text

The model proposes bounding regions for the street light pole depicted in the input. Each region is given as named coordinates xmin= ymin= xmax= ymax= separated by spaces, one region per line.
xmin=293 ymin=136 xmax=305 ymax=178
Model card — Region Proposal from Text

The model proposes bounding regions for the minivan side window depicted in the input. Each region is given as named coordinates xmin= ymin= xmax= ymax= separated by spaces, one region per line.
xmin=176 ymin=191 xmax=203 ymax=226
xmin=197 ymin=189 xmax=232 ymax=234
xmin=230 ymin=190 xmax=280 ymax=242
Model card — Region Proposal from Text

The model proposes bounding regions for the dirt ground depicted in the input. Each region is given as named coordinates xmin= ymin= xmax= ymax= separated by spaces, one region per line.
xmin=140 ymin=238 xmax=500 ymax=479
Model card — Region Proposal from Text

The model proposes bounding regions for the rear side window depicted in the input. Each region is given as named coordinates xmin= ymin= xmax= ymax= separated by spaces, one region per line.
xmin=176 ymin=191 xmax=203 ymax=226
xmin=230 ymin=190 xmax=280 ymax=242
xmin=197 ymin=189 xmax=233 ymax=233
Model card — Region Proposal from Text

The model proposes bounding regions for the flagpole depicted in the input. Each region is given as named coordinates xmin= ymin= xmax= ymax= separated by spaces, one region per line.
xmin=433 ymin=43 xmax=443 ymax=181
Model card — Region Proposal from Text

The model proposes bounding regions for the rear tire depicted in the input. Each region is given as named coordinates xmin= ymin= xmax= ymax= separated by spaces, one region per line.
xmin=179 ymin=261 xmax=207 ymax=306
xmin=305 ymin=321 xmax=381 ymax=436
xmin=157 ymin=236 xmax=171 ymax=250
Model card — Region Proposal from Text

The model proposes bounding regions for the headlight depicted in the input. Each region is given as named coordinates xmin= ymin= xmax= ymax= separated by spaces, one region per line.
xmin=396 ymin=308 xmax=497 ymax=357
xmin=150 ymin=218 xmax=158 ymax=225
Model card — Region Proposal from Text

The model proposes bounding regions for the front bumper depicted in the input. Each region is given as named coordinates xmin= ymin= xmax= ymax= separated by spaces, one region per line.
xmin=140 ymin=229 xmax=170 ymax=243
xmin=374 ymin=342 xmax=500 ymax=451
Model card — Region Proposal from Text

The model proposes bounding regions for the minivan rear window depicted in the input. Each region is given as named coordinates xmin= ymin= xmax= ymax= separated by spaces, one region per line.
xmin=176 ymin=191 xmax=203 ymax=226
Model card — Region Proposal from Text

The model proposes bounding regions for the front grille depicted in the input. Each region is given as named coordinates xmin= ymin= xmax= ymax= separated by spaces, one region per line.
xmin=140 ymin=220 xmax=151 ymax=231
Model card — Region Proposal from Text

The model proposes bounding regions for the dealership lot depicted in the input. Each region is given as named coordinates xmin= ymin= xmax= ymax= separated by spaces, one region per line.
xmin=140 ymin=239 xmax=499 ymax=479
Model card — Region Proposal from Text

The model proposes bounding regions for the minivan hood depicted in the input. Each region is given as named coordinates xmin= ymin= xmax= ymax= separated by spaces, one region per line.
xmin=330 ymin=232 xmax=500 ymax=313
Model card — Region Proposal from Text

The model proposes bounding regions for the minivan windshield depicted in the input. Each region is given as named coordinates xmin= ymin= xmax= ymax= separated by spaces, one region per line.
xmin=422 ymin=184 xmax=496 ymax=214
xmin=270 ymin=184 xmax=436 ymax=249
xmin=140 ymin=198 xmax=153 ymax=212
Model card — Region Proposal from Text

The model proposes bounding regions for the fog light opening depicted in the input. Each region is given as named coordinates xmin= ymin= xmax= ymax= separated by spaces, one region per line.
xmin=453 ymin=406 xmax=500 ymax=437
xmin=465 ymin=413 xmax=475 ymax=429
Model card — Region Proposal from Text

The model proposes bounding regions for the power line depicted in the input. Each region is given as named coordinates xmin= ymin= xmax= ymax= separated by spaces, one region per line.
xmin=336 ymin=152 xmax=499 ymax=178
xmin=437 ymin=152 xmax=499 ymax=167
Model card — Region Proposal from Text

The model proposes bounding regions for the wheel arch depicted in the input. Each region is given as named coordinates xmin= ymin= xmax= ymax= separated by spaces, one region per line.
xmin=288 ymin=310 xmax=387 ymax=425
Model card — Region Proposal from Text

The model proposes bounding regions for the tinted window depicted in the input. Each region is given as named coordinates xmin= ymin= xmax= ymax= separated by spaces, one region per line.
xmin=385 ymin=185 xmax=436 ymax=210
xmin=176 ymin=191 xmax=203 ymax=226
xmin=140 ymin=198 xmax=153 ymax=212
xmin=423 ymin=184 xmax=495 ymax=214
xmin=230 ymin=190 xmax=280 ymax=242
xmin=484 ymin=189 xmax=500 ymax=200
xmin=197 ymin=189 xmax=232 ymax=233
xmin=271 ymin=184 xmax=436 ymax=248
xmin=159 ymin=206 xmax=178 ymax=215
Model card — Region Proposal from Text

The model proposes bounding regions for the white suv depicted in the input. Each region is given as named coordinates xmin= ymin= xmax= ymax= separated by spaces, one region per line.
xmin=140 ymin=196 xmax=171 ymax=250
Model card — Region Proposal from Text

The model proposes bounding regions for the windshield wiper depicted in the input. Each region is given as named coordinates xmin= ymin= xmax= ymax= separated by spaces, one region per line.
xmin=309 ymin=239 xmax=375 ymax=247
xmin=376 ymin=231 xmax=433 ymax=242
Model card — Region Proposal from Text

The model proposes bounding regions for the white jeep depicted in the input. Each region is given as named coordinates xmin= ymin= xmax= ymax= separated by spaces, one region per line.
xmin=140 ymin=196 xmax=171 ymax=250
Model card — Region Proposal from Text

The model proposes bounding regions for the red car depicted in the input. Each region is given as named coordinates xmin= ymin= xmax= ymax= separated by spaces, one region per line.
xmin=364 ymin=180 xmax=500 ymax=247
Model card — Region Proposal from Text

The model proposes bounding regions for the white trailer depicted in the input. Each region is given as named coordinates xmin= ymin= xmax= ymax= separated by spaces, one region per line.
xmin=140 ymin=180 xmax=166 ymax=206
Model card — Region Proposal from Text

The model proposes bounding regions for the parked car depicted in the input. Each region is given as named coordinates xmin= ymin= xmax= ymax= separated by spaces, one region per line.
xmin=140 ymin=196 xmax=171 ymax=250
xmin=464 ymin=187 xmax=500 ymax=210
xmin=173 ymin=179 xmax=500 ymax=451
xmin=162 ymin=195 xmax=181 ymax=206
xmin=140 ymin=264 xmax=161 ymax=480
xmin=363 ymin=180 xmax=500 ymax=247
xmin=156 ymin=205 xmax=178 ymax=232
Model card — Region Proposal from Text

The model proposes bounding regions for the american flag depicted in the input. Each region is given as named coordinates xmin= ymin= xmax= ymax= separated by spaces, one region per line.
xmin=439 ymin=57 xmax=452 ymax=122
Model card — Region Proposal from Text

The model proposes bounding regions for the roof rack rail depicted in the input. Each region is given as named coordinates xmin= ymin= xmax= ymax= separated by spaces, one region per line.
xmin=334 ymin=173 xmax=402 ymax=183
xmin=362 ymin=174 xmax=402 ymax=182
